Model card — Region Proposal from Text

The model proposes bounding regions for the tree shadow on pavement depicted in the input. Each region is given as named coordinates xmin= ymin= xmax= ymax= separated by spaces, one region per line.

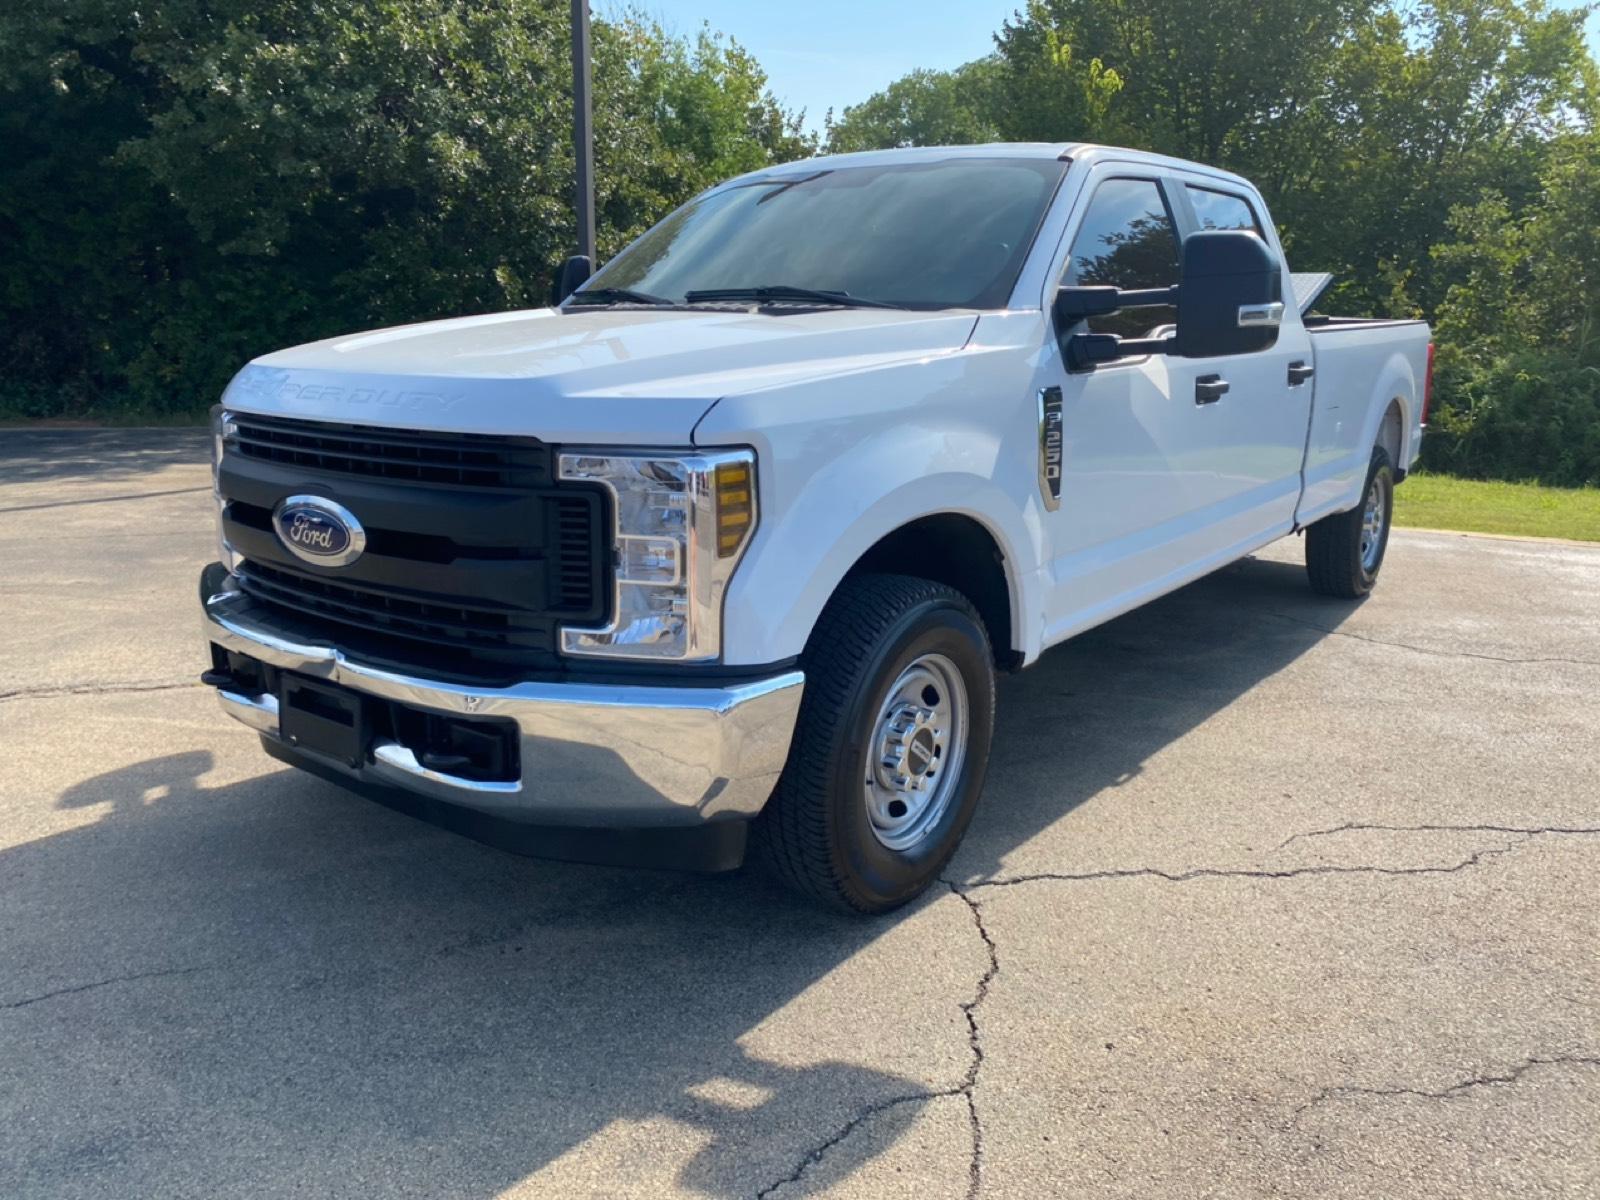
xmin=0 ymin=428 xmax=209 ymax=488
xmin=0 ymin=552 xmax=1353 ymax=1199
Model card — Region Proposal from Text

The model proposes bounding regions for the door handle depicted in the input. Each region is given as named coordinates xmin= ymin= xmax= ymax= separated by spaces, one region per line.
xmin=1195 ymin=374 xmax=1230 ymax=405
xmin=1288 ymin=361 xmax=1315 ymax=386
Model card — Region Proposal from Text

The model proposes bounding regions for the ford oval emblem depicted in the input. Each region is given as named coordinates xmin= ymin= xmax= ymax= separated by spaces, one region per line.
xmin=272 ymin=495 xmax=366 ymax=568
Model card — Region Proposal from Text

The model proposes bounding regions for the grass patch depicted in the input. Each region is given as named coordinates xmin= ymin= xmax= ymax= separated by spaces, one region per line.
xmin=1395 ymin=472 xmax=1600 ymax=542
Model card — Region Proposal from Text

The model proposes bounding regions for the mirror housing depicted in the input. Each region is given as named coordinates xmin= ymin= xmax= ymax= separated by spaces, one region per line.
xmin=1065 ymin=333 xmax=1126 ymax=372
xmin=1053 ymin=286 xmax=1123 ymax=322
xmin=1174 ymin=231 xmax=1283 ymax=358
xmin=552 ymin=254 xmax=594 ymax=305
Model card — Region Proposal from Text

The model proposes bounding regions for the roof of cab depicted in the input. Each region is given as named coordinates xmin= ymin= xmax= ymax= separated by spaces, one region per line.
xmin=733 ymin=143 xmax=1080 ymax=180
xmin=724 ymin=142 xmax=1255 ymax=193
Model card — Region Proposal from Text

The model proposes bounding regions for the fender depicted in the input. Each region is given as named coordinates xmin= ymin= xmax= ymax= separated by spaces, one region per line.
xmin=1301 ymin=342 xmax=1420 ymax=526
xmin=1355 ymin=349 xmax=1418 ymax=482
xmin=713 ymin=428 xmax=1044 ymax=668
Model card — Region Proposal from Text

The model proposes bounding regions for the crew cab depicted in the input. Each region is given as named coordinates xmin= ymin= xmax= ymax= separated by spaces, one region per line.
xmin=199 ymin=143 xmax=1430 ymax=912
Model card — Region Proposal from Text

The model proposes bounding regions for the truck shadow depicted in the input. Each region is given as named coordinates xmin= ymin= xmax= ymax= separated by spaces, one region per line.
xmin=1 ymin=552 xmax=1352 ymax=1198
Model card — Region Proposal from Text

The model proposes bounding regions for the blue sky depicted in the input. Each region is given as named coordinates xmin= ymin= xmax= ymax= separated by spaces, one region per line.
xmin=608 ymin=0 xmax=1600 ymax=133
xmin=603 ymin=0 xmax=1022 ymax=128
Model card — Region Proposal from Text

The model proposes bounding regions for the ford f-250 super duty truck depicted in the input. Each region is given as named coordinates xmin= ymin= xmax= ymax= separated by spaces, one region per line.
xmin=199 ymin=143 xmax=1430 ymax=912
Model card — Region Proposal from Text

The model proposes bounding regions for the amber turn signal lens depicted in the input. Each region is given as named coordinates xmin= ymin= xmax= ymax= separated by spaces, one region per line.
xmin=714 ymin=461 xmax=754 ymax=557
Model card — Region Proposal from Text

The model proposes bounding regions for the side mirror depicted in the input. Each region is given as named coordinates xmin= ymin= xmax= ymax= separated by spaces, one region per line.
xmin=1054 ymin=281 xmax=1180 ymax=370
xmin=552 ymin=254 xmax=594 ymax=305
xmin=1174 ymin=231 xmax=1283 ymax=358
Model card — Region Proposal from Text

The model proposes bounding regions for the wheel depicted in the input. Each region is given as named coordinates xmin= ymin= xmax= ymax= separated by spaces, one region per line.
xmin=1306 ymin=445 xmax=1395 ymax=598
xmin=755 ymin=573 xmax=997 ymax=913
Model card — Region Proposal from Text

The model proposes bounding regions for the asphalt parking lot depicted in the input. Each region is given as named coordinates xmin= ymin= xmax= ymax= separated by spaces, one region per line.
xmin=2 ymin=428 xmax=1597 ymax=1199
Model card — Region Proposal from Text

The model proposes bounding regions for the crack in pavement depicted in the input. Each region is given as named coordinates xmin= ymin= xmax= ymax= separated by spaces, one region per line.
xmin=1267 ymin=612 xmax=1600 ymax=667
xmin=754 ymin=885 xmax=998 ymax=1200
xmin=2 ymin=965 xmax=212 ymax=1011
xmin=751 ymin=1090 xmax=959 ymax=1200
xmin=1277 ymin=821 xmax=1600 ymax=850
xmin=1291 ymin=1054 xmax=1600 ymax=1124
xmin=0 ymin=679 xmax=200 ymax=704
xmin=962 ymin=839 xmax=1529 ymax=892
xmin=963 ymin=824 xmax=1600 ymax=894
xmin=949 ymin=883 xmax=998 ymax=1200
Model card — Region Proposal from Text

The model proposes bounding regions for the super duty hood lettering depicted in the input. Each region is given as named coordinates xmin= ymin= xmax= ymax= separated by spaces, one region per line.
xmin=231 ymin=371 xmax=467 ymax=414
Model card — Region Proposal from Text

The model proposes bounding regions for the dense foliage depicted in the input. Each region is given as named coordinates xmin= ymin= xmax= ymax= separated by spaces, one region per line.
xmin=827 ymin=0 xmax=1600 ymax=485
xmin=3 ymin=0 xmax=1597 ymax=486
xmin=0 ymin=1 xmax=810 ymax=417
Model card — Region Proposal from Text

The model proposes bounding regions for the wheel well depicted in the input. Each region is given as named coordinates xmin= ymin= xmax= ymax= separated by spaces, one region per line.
xmin=1379 ymin=398 xmax=1404 ymax=468
xmin=847 ymin=514 xmax=1018 ymax=669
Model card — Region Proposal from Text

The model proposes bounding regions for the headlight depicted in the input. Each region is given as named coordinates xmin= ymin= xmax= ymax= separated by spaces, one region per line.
xmin=558 ymin=449 xmax=757 ymax=662
xmin=209 ymin=405 xmax=242 ymax=572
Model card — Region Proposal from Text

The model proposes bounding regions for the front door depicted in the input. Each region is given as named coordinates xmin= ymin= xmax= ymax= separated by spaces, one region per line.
xmin=1034 ymin=171 xmax=1213 ymax=642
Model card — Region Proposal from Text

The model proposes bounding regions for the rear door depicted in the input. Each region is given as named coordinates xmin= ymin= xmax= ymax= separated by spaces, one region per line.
xmin=1165 ymin=174 xmax=1314 ymax=556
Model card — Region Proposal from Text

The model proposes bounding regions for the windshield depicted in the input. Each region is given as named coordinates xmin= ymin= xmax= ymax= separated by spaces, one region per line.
xmin=581 ymin=157 xmax=1067 ymax=310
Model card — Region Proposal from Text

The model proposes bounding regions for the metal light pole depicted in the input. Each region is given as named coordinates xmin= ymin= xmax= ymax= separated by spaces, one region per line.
xmin=571 ymin=0 xmax=596 ymax=261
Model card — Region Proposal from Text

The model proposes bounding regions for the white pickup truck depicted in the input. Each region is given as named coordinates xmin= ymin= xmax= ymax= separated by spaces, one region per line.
xmin=200 ymin=143 xmax=1430 ymax=912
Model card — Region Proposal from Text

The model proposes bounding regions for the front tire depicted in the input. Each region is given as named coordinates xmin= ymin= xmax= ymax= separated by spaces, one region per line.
xmin=756 ymin=573 xmax=996 ymax=914
xmin=1306 ymin=445 xmax=1395 ymax=599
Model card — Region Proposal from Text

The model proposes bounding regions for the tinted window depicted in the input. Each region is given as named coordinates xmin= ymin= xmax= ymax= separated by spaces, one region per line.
xmin=1187 ymin=186 xmax=1262 ymax=235
xmin=1063 ymin=178 xmax=1180 ymax=336
xmin=586 ymin=158 xmax=1067 ymax=310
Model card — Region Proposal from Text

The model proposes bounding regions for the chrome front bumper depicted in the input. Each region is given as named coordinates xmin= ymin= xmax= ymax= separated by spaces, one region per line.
xmin=202 ymin=588 xmax=804 ymax=827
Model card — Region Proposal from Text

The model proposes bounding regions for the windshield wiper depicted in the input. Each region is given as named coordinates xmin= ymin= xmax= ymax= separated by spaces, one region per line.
xmin=683 ymin=285 xmax=902 ymax=310
xmin=566 ymin=286 xmax=677 ymax=307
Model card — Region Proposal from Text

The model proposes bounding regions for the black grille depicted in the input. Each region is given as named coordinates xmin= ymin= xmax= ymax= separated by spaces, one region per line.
xmin=218 ymin=413 xmax=609 ymax=677
xmin=232 ymin=413 xmax=550 ymax=489
xmin=237 ymin=561 xmax=530 ymax=654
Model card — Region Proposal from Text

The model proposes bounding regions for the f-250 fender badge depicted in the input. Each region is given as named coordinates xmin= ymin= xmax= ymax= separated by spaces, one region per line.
xmin=1037 ymin=386 xmax=1063 ymax=511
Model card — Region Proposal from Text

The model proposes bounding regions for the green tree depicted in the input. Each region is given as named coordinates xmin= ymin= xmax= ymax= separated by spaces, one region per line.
xmin=994 ymin=0 xmax=1364 ymax=161
xmin=1278 ymin=0 xmax=1595 ymax=317
xmin=824 ymin=8 xmax=1125 ymax=156
xmin=825 ymin=60 xmax=1006 ymax=153
xmin=603 ymin=21 xmax=813 ymax=253
xmin=0 ymin=0 xmax=811 ymax=417
xmin=1423 ymin=130 xmax=1600 ymax=484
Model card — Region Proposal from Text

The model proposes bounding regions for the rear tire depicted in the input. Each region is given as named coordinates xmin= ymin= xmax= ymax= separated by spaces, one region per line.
xmin=755 ymin=573 xmax=996 ymax=914
xmin=1306 ymin=445 xmax=1395 ymax=598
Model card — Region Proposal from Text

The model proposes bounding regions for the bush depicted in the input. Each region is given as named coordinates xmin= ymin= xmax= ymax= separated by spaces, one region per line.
xmin=1424 ymin=129 xmax=1600 ymax=487
xmin=1424 ymin=350 xmax=1600 ymax=488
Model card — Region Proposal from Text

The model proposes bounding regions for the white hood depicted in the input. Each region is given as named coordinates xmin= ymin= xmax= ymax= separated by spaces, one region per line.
xmin=223 ymin=306 xmax=979 ymax=444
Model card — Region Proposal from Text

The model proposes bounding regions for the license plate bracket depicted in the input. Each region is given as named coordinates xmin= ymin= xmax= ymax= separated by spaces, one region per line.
xmin=280 ymin=675 xmax=367 ymax=768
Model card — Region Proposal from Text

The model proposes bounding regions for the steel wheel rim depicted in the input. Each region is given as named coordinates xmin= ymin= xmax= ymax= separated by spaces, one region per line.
xmin=1360 ymin=475 xmax=1387 ymax=572
xmin=863 ymin=652 xmax=969 ymax=852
